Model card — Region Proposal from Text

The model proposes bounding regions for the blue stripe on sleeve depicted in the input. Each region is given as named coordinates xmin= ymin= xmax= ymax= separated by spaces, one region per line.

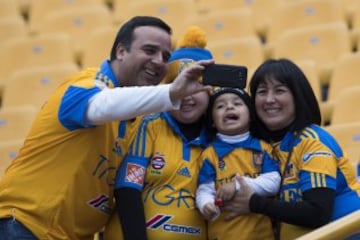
xmin=300 ymin=170 xmax=336 ymax=192
xmin=59 ymin=86 xmax=100 ymax=131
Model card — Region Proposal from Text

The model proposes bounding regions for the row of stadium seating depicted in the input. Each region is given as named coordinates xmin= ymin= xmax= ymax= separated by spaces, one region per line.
xmin=1 ymin=0 xmax=360 ymax=94
xmin=0 ymin=0 xmax=359 ymax=153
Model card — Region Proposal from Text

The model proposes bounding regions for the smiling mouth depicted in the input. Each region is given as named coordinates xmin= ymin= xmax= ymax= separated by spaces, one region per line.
xmin=224 ymin=113 xmax=239 ymax=122
xmin=143 ymin=71 xmax=161 ymax=84
xmin=264 ymin=108 xmax=282 ymax=116
xmin=145 ymin=68 xmax=157 ymax=76
xmin=181 ymin=104 xmax=194 ymax=111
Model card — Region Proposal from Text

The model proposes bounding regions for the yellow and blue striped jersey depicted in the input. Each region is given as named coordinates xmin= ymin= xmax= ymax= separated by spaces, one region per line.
xmin=276 ymin=125 xmax=360 ymax=237
xmin=0 ymin=61 xmax=140 ymax=239
xmin=198 ymin=136 xmax=278 ymax=240
xmin=276 ymin=125 xmax=360 ymax=219
xmin=114 ymin=112 xmax=208 ymax=240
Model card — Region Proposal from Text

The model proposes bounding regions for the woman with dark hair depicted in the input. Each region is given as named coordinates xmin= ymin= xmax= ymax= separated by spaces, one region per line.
xmin=223 ymin=58 xmax=360 ymax=239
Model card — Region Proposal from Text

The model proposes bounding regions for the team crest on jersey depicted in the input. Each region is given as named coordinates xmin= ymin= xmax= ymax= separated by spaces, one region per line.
xmin=252 ymin=151 xmax=264 ymax=168
xmin=146 ymin=214 xmax=201 ymax=235
xmin=125 ymin=163 xmax=146 ymax=186
xmin=87 ymin=194 xmax=111 ymax=214
xmin=218 ymin=158 xmax=226 ymax=172
xmin=178 ymin=59 xmax=195 ymax=74
xmin=150 ymin=153 xmax=166 ymax=176
xmin=284 ymin=162 xmax=296 ymax=180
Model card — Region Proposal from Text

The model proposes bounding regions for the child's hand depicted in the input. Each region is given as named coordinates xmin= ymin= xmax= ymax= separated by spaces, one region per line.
xmin=202 ymin=202 xmax=220 ymax=221
xmin=216 ymin=181 xmax=236 ymax=201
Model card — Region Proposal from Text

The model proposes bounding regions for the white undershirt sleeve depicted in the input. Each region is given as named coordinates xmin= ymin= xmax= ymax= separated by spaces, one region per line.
xmin=235 ymin=171 xmax=281 ymax=196
xmin=86 ymin=84 xmax=180 ymax=125
xmin=196 ymin=182 xmax=216 ymax=213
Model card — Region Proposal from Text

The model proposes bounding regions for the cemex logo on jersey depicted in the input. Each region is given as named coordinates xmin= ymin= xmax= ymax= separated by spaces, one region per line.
xmin=87 ymin=194 xmax=111 ymax=214
xmin=146 ymin=214 xmax=201 ymax=236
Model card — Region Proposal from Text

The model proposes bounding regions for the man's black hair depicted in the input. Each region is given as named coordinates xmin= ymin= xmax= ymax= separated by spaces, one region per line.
xmin=110 ymin=16 xmax=172 ymax=61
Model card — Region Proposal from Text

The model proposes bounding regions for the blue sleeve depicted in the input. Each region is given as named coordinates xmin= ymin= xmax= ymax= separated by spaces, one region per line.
xmin=262 ymin=152 xmax=280 ymax=174
xmin=198 ymin=159 xmax=216 ymax=185
xmin=59 ymin=85 xmax=101 ymax=130
xmin=114 ymin=154 xmax=150 ymax=191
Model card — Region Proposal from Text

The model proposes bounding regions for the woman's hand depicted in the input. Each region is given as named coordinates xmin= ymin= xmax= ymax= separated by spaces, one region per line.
xmin=222 ymin=174 xmax=255 ymax=221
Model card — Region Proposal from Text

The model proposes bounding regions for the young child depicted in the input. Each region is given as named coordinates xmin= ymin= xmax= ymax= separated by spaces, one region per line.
xmin=196 ymin=87 xmax=280 ymax=240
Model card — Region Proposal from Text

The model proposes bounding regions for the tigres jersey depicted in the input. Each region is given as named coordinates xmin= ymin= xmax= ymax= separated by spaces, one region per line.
xmin=275 ymin=125 xmax=360 ymax=239
xmin=198 ymin=135 xmax=278 ymax=240
xmin=0 ymin=61 xmax=140 ymax=240
xmin=112 ymin=112 xmax=208 ymax=240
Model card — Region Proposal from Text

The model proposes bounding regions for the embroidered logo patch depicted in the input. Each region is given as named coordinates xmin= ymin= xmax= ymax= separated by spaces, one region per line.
xmin=303 ymin=151 xmax=332 ymax=163
xmin=284 ymin=162 xmax=296 ymax=180
xmin=178 ymin=59 xmax=195 ymax=74
xmin=177 ymin=167 xmax=191 ymax=178
xmin=218 ymin=158 xmax=226 ymax=171
xmin=125 ymin=163 xmax=145 ymax=186
xmin=150 ymin=153 xmax=166 ymax=176
xmin=252 ymin=151 xmax=264 ymax=168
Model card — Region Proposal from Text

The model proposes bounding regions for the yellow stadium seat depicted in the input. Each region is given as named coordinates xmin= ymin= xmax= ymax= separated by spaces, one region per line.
xmin=0 ymin=0 xmax=21 ymax=18
xmin=341 ymin=0 xmax=360 ymax=26
xmin=349 ymin=6 xmax=360 ymax=49
xmin=267 ymin=0 xmax=345 ymax=51
xmin=113 ymin=0 xmax=197 ymax=40
xmin=195 ymin=0 xmax=283 ymax=39
xmin=331 ymin=86 xmax=360 ymax=125
xmin=0 ymin=15 xmax=28 ymax=42
xmin=195 ymin=0 xmax=249 ymax=15
xmin=81 ymin=27 xmax=118 ymax=68
xmin=28 ymin=0 xmax=106 ymax=34
xmin=188 ymin=8 xmax=257 ymax=44
xmin=36 ymin=5 xmax=112 ymax=63
xmin=245 ymin=0 xmax=284 ymax=39
xmin=207 ymin=36 xmax=265 ymax=83
xmin=327 ymin=52 xmax=360 ymax=102
xmin=2 ymin=63 xmax=79 ymax=110
xmin=0 ymin=139 xmax=24 ymax=178
xmin=15 ymin=0 xmax=32 ymax=17
xmin=321 ymin=52 xmax=360 ymax=124
xmin=0 ymin=106 xmax=37 ymax=142
xmin=0 ymin=33 xmax=74 ymax=87
xmin=272 ymin=22 xmax=352 ymax=87
xmin=325 ymin=122 xmax=360 ymax=166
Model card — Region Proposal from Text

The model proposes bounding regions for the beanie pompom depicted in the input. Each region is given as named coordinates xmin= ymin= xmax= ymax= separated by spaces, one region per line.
xmin=162 ymin=25 xmax=212 ymax=83
xmin=177 ymin=26 xmax=207 ymax=49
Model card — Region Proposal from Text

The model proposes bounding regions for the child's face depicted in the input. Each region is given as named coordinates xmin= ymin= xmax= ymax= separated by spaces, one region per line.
xmin=212 ymin=93 xmax=250 ymax=135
